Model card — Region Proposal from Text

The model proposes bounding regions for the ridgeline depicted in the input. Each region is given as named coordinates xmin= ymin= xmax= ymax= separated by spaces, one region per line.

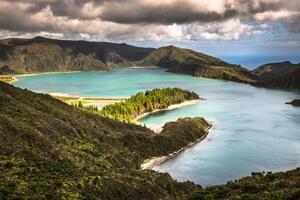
xmin=1 ymin=36 xmax=300 ymax=89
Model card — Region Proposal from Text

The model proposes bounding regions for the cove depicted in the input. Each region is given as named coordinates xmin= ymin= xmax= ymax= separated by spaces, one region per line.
xmin=14 ymin=67 xmax=300 ymax=186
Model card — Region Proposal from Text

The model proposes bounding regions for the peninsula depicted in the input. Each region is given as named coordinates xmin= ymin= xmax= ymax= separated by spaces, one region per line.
xmin=1 ymin=80 xmax=299 ymax=199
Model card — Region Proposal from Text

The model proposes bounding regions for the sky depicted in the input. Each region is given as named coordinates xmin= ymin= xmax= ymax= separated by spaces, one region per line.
xmin=0 ymin=0 xmax=300 ymax=67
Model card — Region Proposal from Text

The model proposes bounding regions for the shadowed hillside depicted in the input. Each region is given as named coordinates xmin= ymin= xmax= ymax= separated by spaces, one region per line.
xmin=254 ymin=68 xmax=300 ymax=89
xmin=1 ymin=81 xmax=300 ymax=199
xmin=252 ymin=61 xmax=300 ymax=80
xmin=140 ymin=46 xmax=256 ymax=83
xmin=1 ymin=37 xmax=300 ymax=89
xmin=0 ymin=81 xmax=213 ymax=199
xmin=0 ymin=36 xmax=154 ymax=73
xmin=0 ymin=37 xmax=255 ymax=83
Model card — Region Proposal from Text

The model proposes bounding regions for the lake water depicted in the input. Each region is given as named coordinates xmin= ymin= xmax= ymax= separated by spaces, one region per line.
xmin=14 ymin=68 xmax=300 ymax=186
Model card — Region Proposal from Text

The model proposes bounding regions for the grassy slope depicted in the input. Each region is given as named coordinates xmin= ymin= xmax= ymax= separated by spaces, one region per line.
xmin=141 ymin=46 xmax=256 ymax=83
xmin=0 ymin=81 xmax=213 ymax=199
xmin=252 ymin=61 xmax=300 ymax=80
xmin=0 ymin=37 xmax=256 ymax=84
xmin=190 ymin=168 xmax=300 ymax=200
xmin=0 ymin=82 xmax=300 ymax=199
xmin=254 ymin=68 xmax=300 ymax=89
xmin=0 ymin=37 xmax=154 ymax=74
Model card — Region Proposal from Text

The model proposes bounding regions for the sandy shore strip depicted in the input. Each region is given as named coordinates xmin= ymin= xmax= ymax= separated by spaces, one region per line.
xmin=141 ymin=123 xmax=213 ymax=170
xmin=8 ymin=71 xmax=81 ymax=84
xmin=134 ymin=99 xmax=202 ymax=122
xmin=49 ymin=92 xmax=124 ymax=106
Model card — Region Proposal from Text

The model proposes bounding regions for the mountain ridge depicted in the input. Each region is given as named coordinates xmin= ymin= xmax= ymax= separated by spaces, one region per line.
xmin=0 ymin=36 xmax=299 ymax=89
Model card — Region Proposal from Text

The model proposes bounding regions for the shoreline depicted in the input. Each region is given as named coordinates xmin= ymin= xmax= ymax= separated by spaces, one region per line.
xmin=141 ymin=123 xmax=213 ymax=170
xmin=9 ymin=71 xmax=81 ymax=84
xmin=50 ymin=92 xmax=123 ymax=107
xmin=5 ymin=67 xmax=160 ymax=84
xmin=134 ymin=99 xmax=202 ymax=122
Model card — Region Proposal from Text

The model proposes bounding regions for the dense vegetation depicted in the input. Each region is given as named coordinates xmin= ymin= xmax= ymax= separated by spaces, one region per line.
xmin=1 ymin=81 xmax=300 ymax=199
xmin=99 ymin=88 xmax=199 ymax=122
xmin=190 ymin=168 xmax=300 ymax=200
xmin=287 ymin=99 xmax=300 ymax=106
xmin=0 ymin=81 xmax=209 ymax=199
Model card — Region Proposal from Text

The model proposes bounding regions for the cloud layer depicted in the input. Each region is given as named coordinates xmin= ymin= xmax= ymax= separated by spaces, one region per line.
xmin=0 ymin=0 xmax=299 ymax=41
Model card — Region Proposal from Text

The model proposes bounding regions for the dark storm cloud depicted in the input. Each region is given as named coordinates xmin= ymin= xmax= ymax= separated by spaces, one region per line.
xmin=0 ymin=0 xmax=299 ymax=40
xmin=100 ymin=0 xmax=282 ymax=24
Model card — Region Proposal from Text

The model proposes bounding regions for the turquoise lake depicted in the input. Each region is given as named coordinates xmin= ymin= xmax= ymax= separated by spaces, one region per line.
xmin=14 ymin=68 xmax=300 ymax=186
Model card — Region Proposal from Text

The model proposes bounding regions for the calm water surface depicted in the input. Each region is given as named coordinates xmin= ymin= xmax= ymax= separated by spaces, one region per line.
xmin=14 ymin=68 xmax=300 ymax=186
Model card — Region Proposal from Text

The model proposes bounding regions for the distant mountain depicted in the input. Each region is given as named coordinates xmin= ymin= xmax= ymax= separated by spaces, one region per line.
xmin=140 ymin=46 xmax=256 ymax=83
xmin=254 ymin=68 xmax=300 ymax=89
xmin=252 ymin=61 xmax=300 ymax=80
xmin=0 ymin=36 xmax=254 ymax=83
xmin=252 ymin=61 xmax=300 ymax=89
xmin=0 ymin=36 xmax=154 ymax=73
xmin=1 ymin=36 xmax=300 ymax=89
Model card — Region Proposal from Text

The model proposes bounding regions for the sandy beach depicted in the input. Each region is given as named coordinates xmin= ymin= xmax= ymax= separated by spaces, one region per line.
xmin=134 ymin=99 xmax=201 ymax=122
xmin=141 ymin=123 xmax=213 ymax=170
xmin=50 ymin=93 xmax=123 ymax=107
xmin=8 ymin=71 xmax=81 ymax=84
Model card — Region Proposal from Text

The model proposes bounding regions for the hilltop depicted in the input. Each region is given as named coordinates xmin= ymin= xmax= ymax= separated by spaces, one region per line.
xmin=252 ymin=61 xmax=300 ymax=80
xmin=254 ymin=68 xmax=300 ymax=89
xmin=0 ymin=37 xmax=253 ymax=83
xmin=140 ymin=45 xmax=256 ymax=83
xmin=1 ymin=36 xmax=300 ymax=89
xmin=0 ymin=36 xmax=154 ymax=73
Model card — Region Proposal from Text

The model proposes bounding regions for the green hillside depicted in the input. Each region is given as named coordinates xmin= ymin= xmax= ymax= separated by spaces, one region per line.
xmin=0 ymin=81 xmax=210 ymax=199
xmin=140 ymin=46 xmax=256 ymax=83
xmin=252 ymin=61 xmax=300 ymax=80
xmin=1 ymin=36 xmax=300 ymax=89
xmin=190 ymin=168 xmax=300 ymax=200
xmin=1 ymin=81 xmax=300 ymax=199
xmin=254 ymin=68 xmax=300 ymax=89
xmin=0 ymin=36 xmax=154 ymax=74
xmin=0 ymin=37 xmax=255 ymax=84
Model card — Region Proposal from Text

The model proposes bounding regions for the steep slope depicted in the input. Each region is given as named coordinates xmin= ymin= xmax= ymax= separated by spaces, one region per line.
xmin=190 ymin=168 xmax=300 ymax=200
xmin=254 ymin=68 xmax=300 ymax=89
xmin=0 ymin=37 xmax=256 ymax=84
xmin=252 ymin=61 xmax=300 ymax=80
xmin=141 ymin=46 xmax=256 ymax=83
xmin=0 ymin=81 xmax=215 ymax=199
xmin=1 ymin=82 xmax=300 ymax=199
xmin=0 ymin=36 xmax=154 ymax=74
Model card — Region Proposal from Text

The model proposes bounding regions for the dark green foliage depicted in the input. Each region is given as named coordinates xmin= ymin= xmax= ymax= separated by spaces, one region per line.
xmin=99 ymin=88 xmax=199 ymax=122
xmin=286 ymin=99 xmax=300 ymax=106
xmin=0 ymin=82 xmax=207 ymax=199
xmin=190 ymin=168 xmax=300 ymax=200
xmin=1 ymin=81 xmax=299 ymax=199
